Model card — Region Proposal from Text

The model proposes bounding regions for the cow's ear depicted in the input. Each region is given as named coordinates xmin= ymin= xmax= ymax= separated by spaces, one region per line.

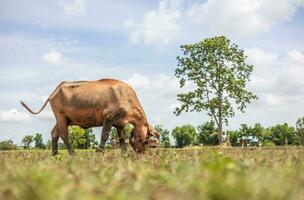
xmin=148 ymin=126 xmax=160 ymax=139
xmin=152 ymin=129 xmax=160 ymax=139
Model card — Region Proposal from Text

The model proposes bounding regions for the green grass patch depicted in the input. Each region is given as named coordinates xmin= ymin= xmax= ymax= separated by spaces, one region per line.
xmin=0 ymin=147 xmax=303 ymax=200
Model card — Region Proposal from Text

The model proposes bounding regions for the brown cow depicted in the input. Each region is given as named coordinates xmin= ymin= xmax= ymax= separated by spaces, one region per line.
xmin=20 ymin=79 xmax=160 ymax=155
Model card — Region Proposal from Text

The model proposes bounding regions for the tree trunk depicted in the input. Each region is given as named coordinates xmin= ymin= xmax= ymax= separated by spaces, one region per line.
xmin=218 ymin=116 xmax=223 ymax=144
xmin=218 ymin=90 xmax=223 ymax=144
xmin=285 ymin=136 xmax=288 ymax=146
xmin=216 ymin=61 xmax=223 ymax=144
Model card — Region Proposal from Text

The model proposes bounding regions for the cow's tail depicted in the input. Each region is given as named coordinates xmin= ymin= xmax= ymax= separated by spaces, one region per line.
xmin=20 ymin=99 xmax=49 ymax=115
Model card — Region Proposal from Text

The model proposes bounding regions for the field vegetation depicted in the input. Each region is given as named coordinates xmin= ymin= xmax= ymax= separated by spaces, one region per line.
xmin=0 ymin=147 xmax=303 ymax=200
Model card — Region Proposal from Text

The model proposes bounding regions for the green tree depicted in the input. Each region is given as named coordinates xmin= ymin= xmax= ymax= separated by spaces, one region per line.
xmin=238 ymin=124 xmax=251 ymax=147
xmin=251 ymin=123 xmax=263 ymax=142
xmin=172 ymin=125 xmax=197 ymax=148
xmin=228 ymin=130 xmax=239 ymax=146
xmin=261 ymin=128 xmax=274 ymax=146
xmin=34 ymin=133 xmax=45 ymax=149
xmin=84 ymin=128 xmax=96 ymax=148
xmin=0 ymin=140 xmax=17 ymax=150
xmin=22 ymin=135 xmax=33 ymax=149
xmin=155 ymin=125 xmax=171 ymax=148
xmin=69 ymin=126 xmax=96 ymax=149
xmin=109 ymin=123 xmax=134 ymax=147
xmin=228 ymin=124 xmax=262 ymax=147
xmin=270 ymin=123 xmax=295 ymax=145
xmin=109 ymin=127 xmax=118 ymax=147
xmin=197 ymin=121 xmax=218 ymax=145
xmin=124 ymin=123 xmax=133 ymax=139
xmin=296 ymin=117 xmax=304 ymax=146
xmin=69 ymin=126 xmax=86 ymax=148
xmin=174 ymin=36 xmax=258 ymax=144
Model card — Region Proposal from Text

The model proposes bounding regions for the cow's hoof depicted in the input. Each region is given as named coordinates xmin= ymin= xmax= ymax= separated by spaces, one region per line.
xmin=96 ymin=147 xmax=105 ymax=153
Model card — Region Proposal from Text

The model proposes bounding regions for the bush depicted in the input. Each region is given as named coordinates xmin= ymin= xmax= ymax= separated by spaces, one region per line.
xmin=0 ymin=140 xmax=17 ymax=150
xmin=264 ymin=141 xmax=275 ymax=146
xmin=172 ymin=125 xmax=197 ymax=148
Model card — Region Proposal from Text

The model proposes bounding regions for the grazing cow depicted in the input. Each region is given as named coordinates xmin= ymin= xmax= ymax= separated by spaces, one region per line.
xmin=20 ymin=79 xmax=160 ymax=155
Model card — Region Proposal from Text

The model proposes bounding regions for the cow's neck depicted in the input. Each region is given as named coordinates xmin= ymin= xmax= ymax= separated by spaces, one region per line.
xmin=130 ymin=106 xmax=149 ymax=139
xmin=132 ymin=120 xmax=147 ymax=129
xmin=132 ymin=121 xmax=148 ymax=140
xmin=131 ymin=106 xmax=148 ymax=126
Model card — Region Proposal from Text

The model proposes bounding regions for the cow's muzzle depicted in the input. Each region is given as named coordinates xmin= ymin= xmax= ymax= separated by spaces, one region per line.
xmin=147 ymin=136 xmax=160 ymax=148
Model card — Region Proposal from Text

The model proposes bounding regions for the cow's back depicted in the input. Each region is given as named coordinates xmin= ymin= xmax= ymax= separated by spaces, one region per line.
xmin=49 ymin=79 xmax=141 ymax=127
xmin=51 ymin=79 xmax=139 ymax=112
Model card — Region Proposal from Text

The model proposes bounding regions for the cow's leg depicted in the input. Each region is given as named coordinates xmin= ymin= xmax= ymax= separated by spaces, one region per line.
xmin=96 ymin=118 xmax=112 ymax=152
xmin=129 ymin=132 xmax=136 ymax=152
xmin=117 ymin=127 xmax=127 ymax=152
xmin=97 ymin=109 xmax=126 ymax=152
xmin=51 ymin=124 xmax=60 ymax=156
xmin=58 ymin=118 xmax=75 ymax=155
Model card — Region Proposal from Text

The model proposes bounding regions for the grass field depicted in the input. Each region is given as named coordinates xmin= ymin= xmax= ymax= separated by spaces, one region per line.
xmin=0 ymin=147 xmax=303 ymax=200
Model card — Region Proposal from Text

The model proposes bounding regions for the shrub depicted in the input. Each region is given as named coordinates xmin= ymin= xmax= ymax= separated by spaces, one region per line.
xmin=264 ymin=141 xmax=275 ymax=146
xmin=0 ymin=140 xmax=17 ymax=150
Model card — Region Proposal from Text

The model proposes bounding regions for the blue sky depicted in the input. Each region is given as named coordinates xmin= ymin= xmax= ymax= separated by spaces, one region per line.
xmin=0 ymin=0 xmax=304 ymax=144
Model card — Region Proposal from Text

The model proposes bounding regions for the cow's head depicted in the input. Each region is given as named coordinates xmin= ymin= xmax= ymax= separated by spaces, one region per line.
xmin=147 ymin=125 xmax=160 ymax=148
xmin=129 ymin=125 xmax=148 ymax=153
xmin=129 ymin=124 xmax=160 ymax=152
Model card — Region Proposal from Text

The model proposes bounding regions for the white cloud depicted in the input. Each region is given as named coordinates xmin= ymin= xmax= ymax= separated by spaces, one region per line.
xmin=0 ymin=109 xmax=31 ymax=123
xmin=245 ymin=48 xmax=279 ymax=92
xmin=125 ymin=0 xmax=304 ymax=45
xmin=127 ymin=73 xmax=179 ymax=118
xmin=126 ymin=73 xmax=181 ymax=97
xmin=125 ymin=73 xmax=203 ymax=128
xmin=127 ymin=73 xmax=151 ymax=90
xmin=165 ymin=103 xmax=180 ymax=112
xmin=42 ymin=51 xmax=63 ymax=64
xmin=125 ymin=0 xmax=182 ymax=45
xmin=58 ymin=0 xmax=87 ymax=15
xmin=187 ymin=0 xmax=304 ymax=36
xmin=246 ymin=48 xmax=304 ymax=107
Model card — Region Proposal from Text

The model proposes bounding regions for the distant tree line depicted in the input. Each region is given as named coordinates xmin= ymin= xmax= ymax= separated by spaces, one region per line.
xmin=156 ymin=117 xmax=304 ymax=148
xmin=0 ymin=126 xmax=96 ymax=150
xmin=0 ymin=124 xmax=133 ymax=150
xmin=1 ymin=118 xmax=304 ymax=150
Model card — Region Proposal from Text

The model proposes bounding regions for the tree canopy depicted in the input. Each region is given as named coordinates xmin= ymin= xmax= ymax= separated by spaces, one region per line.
xmin=34 ymin=133 xmax=45 ymax=149
xmin=175 ymin=36 xmax=257 ymax=143
xmin=0 ymin=140 xmax=17 ymax=150
xmin=155 ymin=125 xmax=171 ymax=148
xmin=22 ymin=135 xmax=33 ymax=149
xmin=296 ymin=117 xmax=304 ymax=146
xmin=69 ymin=126 xmax=96 ymax=149
xmin=197 ymin=121 xmax=218 ymax=145
xmin=172 ymin=125 xmax=197 ymax=148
